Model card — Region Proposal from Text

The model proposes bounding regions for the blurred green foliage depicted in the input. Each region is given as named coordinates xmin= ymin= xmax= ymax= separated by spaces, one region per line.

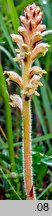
xmin=0 ymin=0 xmax=52 ymax=200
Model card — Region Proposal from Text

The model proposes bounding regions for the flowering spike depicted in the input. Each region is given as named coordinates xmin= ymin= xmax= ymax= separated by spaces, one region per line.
xmin=31 ymin=43 xmax=49 ymax=61
xmin=25 ymin=12 xmax=29 ymax=20
xmin=20 ymin=16 xmax=27 ymax=28
xmin=4 ymin=71 xmax=23 ymax=88
xmin=34 ymin=91 xmax=40 ymax=96
xmin=10 ymin=94 xmax=22 ymax=112
xmin=35 ymin=6 xmax=40 ymax=15
xmin=23 ymin=87 xmax=40 ymax=97
xmin=4 ymin=3 xmax=51 ymax=200
xmin=30 ymin=74 xmax=41 ymax=83
xmin=18 ymin=26 xmax=30 ymax=44
xmin=22 ymin=43 xmax=29 ymax=52
xmin=35 ymin=13 xmax=42 ymax=25
xmin=29 ymin=66 xmax=47 ymax=78
xmin=11 ymin=34 xmax=23 ymax=48
xmin=31 ymin=32 xmax=42 ymax=48
xmin=15 ymin=48 xmax=20 ymax=53
xmin=35 ymin=24 xmax=46 ymax=33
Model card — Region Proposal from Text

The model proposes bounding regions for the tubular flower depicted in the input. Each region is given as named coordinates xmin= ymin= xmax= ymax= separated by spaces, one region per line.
xmin=4 ymin=3 xmax=50 ymax=200
xmin=9 ymin=3 xmax=49 ymax=97
xmin=10 ymin=94 xmax=22 ymax=113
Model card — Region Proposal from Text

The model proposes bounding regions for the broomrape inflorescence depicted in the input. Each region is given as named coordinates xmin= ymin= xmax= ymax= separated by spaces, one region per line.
xmin=4 ymin=3 xmax=51 ymax=200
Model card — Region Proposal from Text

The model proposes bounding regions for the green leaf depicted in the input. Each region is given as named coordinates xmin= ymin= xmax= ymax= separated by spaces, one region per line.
xmin=0 ymin=137 xmax=6 ymax=150
xmin=0 ymin=45 xmax=20 ymax=71
xmin=40 ymin=77 xmax=52 ymax=132
xmin=0 ymin=13 xmax=15 ymax=55
xmin=32 ymin=96 xmax=47 ymax=134
xmin=16 ymin=0 xmax=34 ymax=15
xmin=42 ymin=156 xmax=52 ymax=166
xmin=0 ymin=133 xmax=52 ymax=150
xmin=47 ymin=84 xmax=52 ymax=104
xmin=35 ymin=59 xmax=52 ymax=134
xmin=45 ymin=52 xmax=51 ymax=82
xmin=32 ymin=95 xmax=50 ymax=147
xmin=0 ymin=64 xmax=15 ymax=171
xmin=32 ymin=133 xmax=52 ymax=145
xmin=0 ymin=168 xmax=21 ymax=200
xmin=7 ymin=0 xmax=19 ymax=32
xmin=33 ymin=151 xmax=47 ymax=182
xmin=0 ymin=154 xmax=9 ymax=164
xmin=37 ymin=182 xmax=52 ymax=199
xmin=43 ymin=1 xmax=52 ymax=28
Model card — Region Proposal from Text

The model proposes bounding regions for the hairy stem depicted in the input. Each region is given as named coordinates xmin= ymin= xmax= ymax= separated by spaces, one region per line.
xmin=22 ymin=60 xmax=35 ymax=199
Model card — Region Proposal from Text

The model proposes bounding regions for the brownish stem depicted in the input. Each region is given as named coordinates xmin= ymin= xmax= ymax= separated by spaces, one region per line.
xmin=22 ymin=60 xmax=36 ymax=199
